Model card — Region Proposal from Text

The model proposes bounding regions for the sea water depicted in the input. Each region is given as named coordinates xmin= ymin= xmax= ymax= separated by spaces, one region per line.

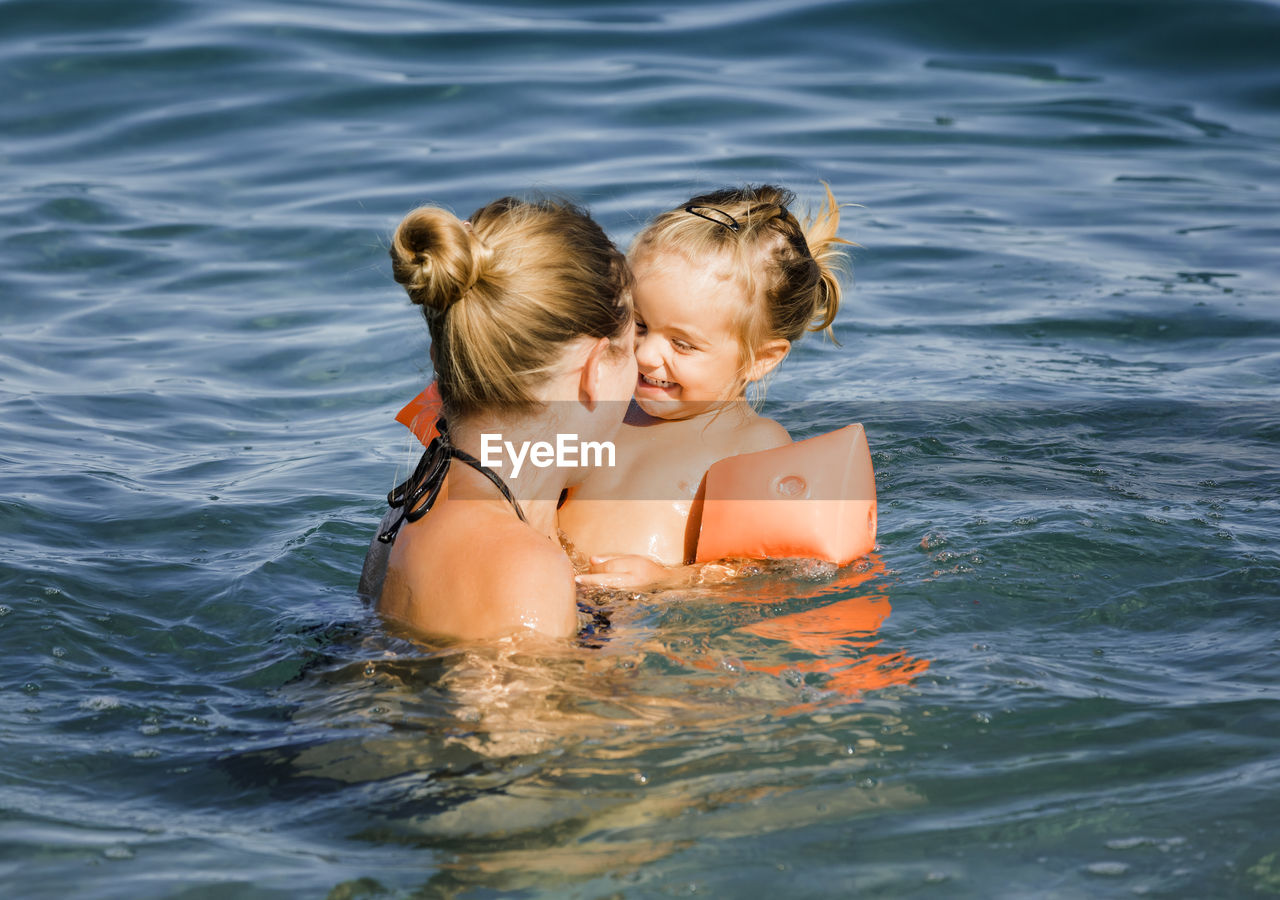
xmin=2 ymin=0 xmax=1278 ymax=896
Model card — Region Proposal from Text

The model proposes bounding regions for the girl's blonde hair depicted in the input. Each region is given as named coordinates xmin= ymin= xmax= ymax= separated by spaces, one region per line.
xmin=631 ymin=183 xmax=850 ymax=381
xmin=390 ymin=196 xmax=631 ymax=418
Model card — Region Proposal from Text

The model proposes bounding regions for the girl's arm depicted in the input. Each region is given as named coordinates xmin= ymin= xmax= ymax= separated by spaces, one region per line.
xmin=575 ymin=554 xmax=737 ymax=591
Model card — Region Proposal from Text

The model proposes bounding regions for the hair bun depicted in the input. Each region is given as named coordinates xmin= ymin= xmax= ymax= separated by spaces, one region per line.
xmin=390 ymin=207 xmax=488 ymax=312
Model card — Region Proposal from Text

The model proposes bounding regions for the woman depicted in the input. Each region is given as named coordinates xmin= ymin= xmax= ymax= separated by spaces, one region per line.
xmin=365 ymin=195 xmax=635 ymax=641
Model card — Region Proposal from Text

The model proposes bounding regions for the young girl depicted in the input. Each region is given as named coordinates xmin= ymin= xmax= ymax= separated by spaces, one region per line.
xmin=559 ymin=184 xmax=849 ymax=588
xmin=370 ymin=195 xmax=636 ymax=640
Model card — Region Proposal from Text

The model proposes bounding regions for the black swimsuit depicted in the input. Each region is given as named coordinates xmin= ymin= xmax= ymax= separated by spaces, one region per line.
xmin=377 ymin=418 xmax=528 ymax=544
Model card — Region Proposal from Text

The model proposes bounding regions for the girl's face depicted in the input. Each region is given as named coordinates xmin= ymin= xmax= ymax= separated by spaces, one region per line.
xmin=630 ymin=251 xmax=748 ymax=420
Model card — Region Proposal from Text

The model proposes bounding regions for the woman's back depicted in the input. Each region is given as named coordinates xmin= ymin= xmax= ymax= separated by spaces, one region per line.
xmin=370 ymin=195 xmax=635 ymax=642
xmin=380 ymin=481 xmax=576 ymax=639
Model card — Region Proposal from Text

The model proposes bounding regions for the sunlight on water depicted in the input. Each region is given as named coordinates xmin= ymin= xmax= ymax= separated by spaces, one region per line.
xmin=2 ymin=0 xmax=1279 ymax=896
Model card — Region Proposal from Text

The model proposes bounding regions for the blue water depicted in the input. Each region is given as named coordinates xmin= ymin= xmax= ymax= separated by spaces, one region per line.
xmin=3 ymin=0 xmax=1279 ymax=896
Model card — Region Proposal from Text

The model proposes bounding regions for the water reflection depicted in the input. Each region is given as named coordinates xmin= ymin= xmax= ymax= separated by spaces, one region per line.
xmin=225 ymin=557 xmax=929 ymax=893
xmin=660 ymin=556 xmax=930 ymax=714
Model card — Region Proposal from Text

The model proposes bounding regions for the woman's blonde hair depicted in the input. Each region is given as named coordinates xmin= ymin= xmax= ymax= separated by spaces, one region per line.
xmin=390 ymin=196 xmax=631 ymax=417
xmin=630 ymin=183 xmax=850 ymax=381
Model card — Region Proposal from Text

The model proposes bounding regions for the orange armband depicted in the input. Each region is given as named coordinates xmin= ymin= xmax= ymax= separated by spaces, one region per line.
xmin=395 ymin=382 xmax=443 ymax=445
xmin=695 ymin=424 xmax=877 ymax=565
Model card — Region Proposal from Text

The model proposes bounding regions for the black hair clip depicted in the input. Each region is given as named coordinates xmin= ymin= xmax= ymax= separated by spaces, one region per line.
xmin=684 ymin=202 xmax=793 ymax=234
xmin=684 ymin=204 xmax=741 ymax=232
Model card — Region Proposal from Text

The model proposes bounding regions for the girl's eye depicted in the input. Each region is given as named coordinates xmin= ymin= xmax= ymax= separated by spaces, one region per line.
xmin=672 ymin=339 xmax=694 ymax=352
xmin=635 ymin=322 xmax=648 ymax=334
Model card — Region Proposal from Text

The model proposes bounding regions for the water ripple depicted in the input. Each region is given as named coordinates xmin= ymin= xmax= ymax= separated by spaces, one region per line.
xmin=3 ymin=0 xmax=1279 ymax=895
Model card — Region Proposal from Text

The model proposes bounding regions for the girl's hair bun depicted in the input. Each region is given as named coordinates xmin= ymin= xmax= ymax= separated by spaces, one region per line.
xmin=389 ymin=207 xmax=491 ymax=313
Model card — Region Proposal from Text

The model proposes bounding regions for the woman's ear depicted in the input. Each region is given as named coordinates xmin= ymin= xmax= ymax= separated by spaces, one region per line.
xmin=578 ymin=336 xmax=613 ymax=406
xmin=746 ymin=339 xmax=791 ymax=382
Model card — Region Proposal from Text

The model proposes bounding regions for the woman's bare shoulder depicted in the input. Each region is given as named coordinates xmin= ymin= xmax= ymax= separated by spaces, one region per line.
xmin=474 ymin=521 xmax=578 ymax=637
xmin=382 ymin=513 xmax=576 ymax=640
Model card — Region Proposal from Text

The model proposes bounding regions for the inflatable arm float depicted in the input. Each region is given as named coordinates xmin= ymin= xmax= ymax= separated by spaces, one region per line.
xmin=695 ymin=424 xmax=877 ymax=565
xmin=396 ymin=383 xmax=443 ymax=445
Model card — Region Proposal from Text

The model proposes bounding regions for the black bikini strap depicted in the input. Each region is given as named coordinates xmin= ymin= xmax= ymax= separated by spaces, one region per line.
xmin=377 ymin=418 xmax=528 ymax=544
xmin=448 ymin=446 xmax=529 ymax=524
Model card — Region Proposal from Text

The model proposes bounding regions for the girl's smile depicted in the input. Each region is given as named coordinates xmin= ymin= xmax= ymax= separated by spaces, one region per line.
xmin=630 ymin=251 xmax=747 ymax=420
xmin=635 ymin=371 xmax=679 ymax=398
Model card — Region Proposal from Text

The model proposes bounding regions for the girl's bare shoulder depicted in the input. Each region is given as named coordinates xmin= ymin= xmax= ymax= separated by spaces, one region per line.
xmin=734 ymin=413 xmax=792 ymax=454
